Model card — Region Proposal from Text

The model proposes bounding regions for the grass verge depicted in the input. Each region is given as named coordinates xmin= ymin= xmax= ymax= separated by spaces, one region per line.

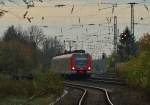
xmin=0 ymin=70 xmax=64 ymax=105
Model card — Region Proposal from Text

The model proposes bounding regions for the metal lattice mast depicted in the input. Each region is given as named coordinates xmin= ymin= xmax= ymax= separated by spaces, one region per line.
xmin=114 ymin=16 xmax=117 ymax=53
xmin=128 ymin=3 xmax=138 ymax=36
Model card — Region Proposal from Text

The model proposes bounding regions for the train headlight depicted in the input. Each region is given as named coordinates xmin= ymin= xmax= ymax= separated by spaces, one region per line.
xmin=88 ymin=67 xmax=91 ymax=70
xmin=72 ymin=67 xmax=75 ymax=70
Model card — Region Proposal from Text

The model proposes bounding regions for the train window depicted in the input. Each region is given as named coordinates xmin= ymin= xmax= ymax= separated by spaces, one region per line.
xmin=75 ymin=54 xmax=88 ymax=68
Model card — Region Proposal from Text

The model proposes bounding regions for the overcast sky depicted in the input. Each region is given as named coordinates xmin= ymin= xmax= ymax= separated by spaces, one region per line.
xmin=0 ymin=0 xmax=150 ymax=58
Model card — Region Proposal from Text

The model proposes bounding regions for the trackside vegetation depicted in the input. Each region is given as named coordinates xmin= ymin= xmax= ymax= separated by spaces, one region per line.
xmin=0 ymin=71 xmax=64 ymax=105
xmin=0 ymin=25 xmax=64 ymax=105
xmin=118 ymin=33 xmax=150 ymax=96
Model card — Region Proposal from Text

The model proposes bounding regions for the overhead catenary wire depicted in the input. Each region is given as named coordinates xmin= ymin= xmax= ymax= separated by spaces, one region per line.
xmin=0 ymin=0 xmax=150 ymax=57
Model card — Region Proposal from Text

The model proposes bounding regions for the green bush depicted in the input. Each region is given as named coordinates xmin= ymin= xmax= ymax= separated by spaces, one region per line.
xmin=35 ymin=70 xmax=64 ymax=96
xmin=107 ymin=52 xmax=117 ymax=72
xmin=118 ymin=51 xmax=150 ymax=96
xmin=117 ymin=34 xmax=150 ymax=96
xmin=0 ymin=70 xmax=64 ymax=98
xmin=0 ymin=41 xmax=37 ymax=75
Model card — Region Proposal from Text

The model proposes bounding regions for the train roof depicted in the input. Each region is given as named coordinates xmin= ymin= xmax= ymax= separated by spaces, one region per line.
xmin=52 ymin=53 xmax=89 ymax=60
xmin=52 ymin=53 xmax=73 ymax=60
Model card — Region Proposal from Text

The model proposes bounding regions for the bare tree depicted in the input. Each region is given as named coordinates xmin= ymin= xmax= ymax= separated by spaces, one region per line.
xmin=28 ymin=25 xmax=45 ymax=48
xmin=41 ymin=37 xmax=64 ymax=69
xmin=3 ymin=25 xmax=19 ymax=41
xmin=43 ymin=37 xmax=64 ymax=55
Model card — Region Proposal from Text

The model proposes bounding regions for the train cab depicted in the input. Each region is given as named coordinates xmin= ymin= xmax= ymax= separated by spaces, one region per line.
xmin=51 ymin=51 xmax=93 ymax=77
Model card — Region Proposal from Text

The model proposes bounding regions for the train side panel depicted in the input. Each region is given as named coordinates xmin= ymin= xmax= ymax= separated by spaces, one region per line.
xmin=51 ymin=54 xmax=75 ymax=74
xmin=51 ymin=53 xmax=93 ymax=76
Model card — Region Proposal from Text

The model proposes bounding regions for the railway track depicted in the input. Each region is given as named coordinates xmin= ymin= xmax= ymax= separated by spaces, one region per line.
xmin=64 ymin=82 xmax=114 ymax=105
xmin=87 ymin=77 xmax=126 ymax=85
xmin=53 ymin=73 xmax=125 ymax=105
xmin=53 ymin=84 xmax=87 ymax=105
xmin=89 ymin=73 xmax=126 ymax=85
xmin=65 ymin=84 xmax=87 ymax=105
xmin=93 ymin=73 xmax=118 ymax=78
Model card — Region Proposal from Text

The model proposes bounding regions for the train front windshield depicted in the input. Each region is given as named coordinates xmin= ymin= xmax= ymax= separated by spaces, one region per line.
xmin=75 ymin=54 xmax=88 ymax=68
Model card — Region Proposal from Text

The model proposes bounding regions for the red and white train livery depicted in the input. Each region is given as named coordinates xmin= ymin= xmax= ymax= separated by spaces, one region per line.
xmin=51 ymin=53 xmax=92 ymax=75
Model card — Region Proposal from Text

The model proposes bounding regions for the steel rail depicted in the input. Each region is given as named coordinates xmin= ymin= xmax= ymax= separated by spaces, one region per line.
xmin=49 ymin=90 xmax=68 ymax=105
xmin=87 ymin=78 xmax=126 ymax=85
xmin=64 ymin=82 xmax=114 ymax=105
xmin=65 ymin=84 xmax=87 ymax=105
xmin=91 ymin=77 xmax=124 ymax=81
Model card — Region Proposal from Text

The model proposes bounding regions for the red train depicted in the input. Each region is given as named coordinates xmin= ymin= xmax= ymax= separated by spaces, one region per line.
xmin=51 ymin=52 xmax=93 ymax=76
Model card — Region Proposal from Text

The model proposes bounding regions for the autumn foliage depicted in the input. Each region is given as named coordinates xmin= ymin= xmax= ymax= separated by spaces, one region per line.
xmin=118 ymin=33 xmax=150 ymax=96
xmin=138 ymin=33 xmax=150 ymax=52
xmin=0 ymin=25 xmax=64 ymax=77
xmin=0 ymin=25 xmax=64 ymax=103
